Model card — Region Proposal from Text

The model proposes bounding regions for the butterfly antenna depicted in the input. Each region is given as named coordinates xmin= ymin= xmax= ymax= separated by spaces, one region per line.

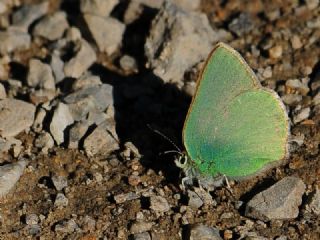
xmin=147 ymin=124 xmax=182 ymax=153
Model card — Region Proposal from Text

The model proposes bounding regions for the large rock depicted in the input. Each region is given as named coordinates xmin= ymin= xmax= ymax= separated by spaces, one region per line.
xmin=145 ymin=0 xmax=216 ymax=83
xmin=0 ymin=99 xmax=35 ymax=137
xmin=245 ymin=177 xmax=306 ymax=221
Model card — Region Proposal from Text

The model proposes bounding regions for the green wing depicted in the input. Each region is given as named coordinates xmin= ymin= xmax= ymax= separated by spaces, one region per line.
xmin=183 ymin=43 xmax=289 ymax=178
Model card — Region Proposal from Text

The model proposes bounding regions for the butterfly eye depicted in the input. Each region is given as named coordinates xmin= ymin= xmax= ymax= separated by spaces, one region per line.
xmin=179 ymin=156 xmax=188 ymax=166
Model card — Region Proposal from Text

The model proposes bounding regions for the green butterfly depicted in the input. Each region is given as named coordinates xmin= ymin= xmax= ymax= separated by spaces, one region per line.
xmin=175 ymin=42 xmax=289 ymax=188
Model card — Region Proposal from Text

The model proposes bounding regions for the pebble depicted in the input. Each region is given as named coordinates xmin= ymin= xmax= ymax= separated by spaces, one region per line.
xmin=245 ymin=177 xmax=306 ymax=221
xmin=281 ymin=94 xmax=302 ymax=106
xmin=285 ymin=79 xmax=309 ymax=96
xmin=54 ymin=219 xmax=78 ymax=233
xmin=26 ymin=224 xmax=41 ymax=235
xmin=33 ymin=11 xmax=69 ymax=41
xmin=84 ymin=14 xmax=125 ymax=55
xmin=51 ymin=175 xmax=68 ymax=191
xmin=25 ymin=214 xmax=39 ymax=225
xmin=11 ymin=1 xmax=49 ymax=32
xmin=145 ymin=0 xmax=216 ymax=83
xmin=149 ymin=196 xmax=170 ymax=213
xmin=130 ymin=221 xmax=153 ymax=234
xmin=269 ymin=45 xmax=283 ymax=59
xmin=189 ymin=224 xmax=222 ymax=240
xmin=68 ymin=120 xmax=89 ymax=149
xmin=291 ymin=35 xmax=303 ymax=49
xmin=120 ymin=55 xmax=138 ymax=72
xmin=128 ymin=174 xmax=141 ymax=186
xmin=83 ymin=123 xmax=119 ymax=156
xmin=0 ymin=83 xmax=6 ymax=99
xmin=123 ymin=1 xmax=144 ymax=24
xmin=313 ymin=92 xmax=320 ymax=105
xmin=50 ymin=53 xmax=65 ymax=84
xmin=0 ymin=160 xmax=27 ymax=197
xmin=80 ymin=0 xmax=119 ymax=17
xmin=54 ymin=193 xmax=69 ymax=208
xmin=71 ymin=73 xmax=102 ymax=91
xmin=0 ymin=29 xmax=31 ymax=54
xmin=65 ymin=27 xmax=82 ymax=42
xmin=0 ymin=2 xmax=7 ymax=14
xmin=64 ymin=39 xmax=97 ymax=78
xmin=293 ymin=107 xmax=310 ymax=124
xmin=114 ymin=192 xmax=139 ymax=204
xmin=81 ymin=215 xmax=96 ymax=232
xmin=305 ymin=0 xmax=319 ymax=10
xmin=228 ymin=13 xmax=254 ymax=37
xmin=0 ymin=99 xmax=35 ymax=137
xmin=133 ymin=232 xmax=151 ymax=240
xmin=187 ymin=190 xmax=203 ymax=209
xmin=29 ymin=89 xmax=56 ymax=105
xmin=305 ymin=188 xmax=320 ymax=215
xmin=34 ymin=131 xmax=54 ymax=154
xmin=50 ymin=102 xmax=74 ymax=145
xmin=27 ymin=59 xmax=55 ymax=90
xmin=32 ymin=108 xmax=47 ymax=132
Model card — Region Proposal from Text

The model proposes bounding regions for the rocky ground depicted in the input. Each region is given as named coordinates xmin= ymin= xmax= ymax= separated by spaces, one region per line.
xmin=0 ymin=0 xmax=319 ymax=239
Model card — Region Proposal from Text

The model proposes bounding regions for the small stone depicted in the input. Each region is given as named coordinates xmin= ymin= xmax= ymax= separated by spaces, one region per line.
xmin=34 ymin=131 xmax=54 ymax=154
xmin=25 ymin=214 xmax=39 ymax=225
xmin=120 ymin=55 xmax=138 ymax=72
xmin=281 ymin=94 xmax=302 ymax=106
xmin=54 ymin=219 xmax=78 ymax=233
xmin=80 ymin=0 xmax=119 ymax=17
xmin=50 ymin=102 xmax=74 ymax=145
xmin=65 ymin=27 xmax=82 ymax=42
xmin=114 ymin=192 xmax=139 ymax=204
xmin=269 ymin=45 xmax=283 ymax=59
xmin=265 ymin=9 xmax=280 ymax=21
xmin=0 ymin=99 xmax=35 ymax=137
xmin=27 ymin=59 xmax=55 ymax=90
xmin=0 ymin=83 xmax=6 ymax=99
xmin=306 ymin=0 xmax=319 ymax=10
xmin=228 ymin=13 xmax=254 ymax=37
xmin=29 ymin=89 xmax=56 ymax=105
xmin=68 ymin=121 xmax=89 ymax=149
xmin=11 ymin=2 xmax=49 ymax=32
xmin=0 ymin=2 xmax=7 ymax=14
xmin=262 ymin=66 xmax=272 ymax=79
xmin=305 ymin=188 xmax=320 ymax=215
xmin=285 ymin=79 xmax=309 ymax=96
xmin=84 ymin=14 xmax=125 ymax=55
xmin=50 ymin=53 xmax=65 ymax=84
xmin=293 ymin=107 xmax=310 ymax=124
xmin=33 ymin=11 xmax=69 ymax=41
xmin=187 ymin=190 xmax=203 ymax=209
xmin=133 ymin=232 xmax=151 ymax=240
xmin=26 ymin=224 xmax=41 ymax=235
xmin=224 ymin=229 xmax=233 ymax=239
xmin=81 ymin=215 xmax=96 ymax=232
xmin=64 ymin=39 xmax=97 ymax=78
xmin=32 ymin=108 xmax=47 ymax=132
xmin=189 ymin=224 xmax=222 ymax=240
xmin=123 ymin=1 xmax=144 ymax=24
xmin=130 ymin=221 xmax=153 ymax=234
xmin=149 ymin=196 xmax=170 ymax=213
xmin=245 ymin=177 xmax=306 ymax=221
xmin=54 ymin=193 xmax=69 ymax=208
xmin=0 ymin=29 xmax=31 ymax=54
xmin=128 ymin=174 xmax=141 ymax=186
xmin=51 ymin=175 xmax=68 ymax=191
xmin=71 ymin=73 xmax=102 ymax=91
xmin=300 ymin=66 xmax=312 ymax=76
xmin=174 ymin=0 xmax=201 ymax=11
xmin=0 ymin=160 xmax=27 ymax=197
xmin=291 ymin=35 xmax=303 ymax=49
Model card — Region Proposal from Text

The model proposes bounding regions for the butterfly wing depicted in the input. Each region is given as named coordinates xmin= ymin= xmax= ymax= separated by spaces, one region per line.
xmin=183 ymin=43 xmax=289 ymax=178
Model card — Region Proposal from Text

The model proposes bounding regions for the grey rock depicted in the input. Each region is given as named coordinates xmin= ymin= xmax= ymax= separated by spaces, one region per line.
xmin=50 ymin=102 xmax=74 ymax=145
xmin=50 ymin=54 xmax=65 ymax=84
xmin=228 ymin=13 xmax=255 ymax=37
xmin=51 ymin=175 xmax=68 ymax=191
xmin=84 ymin=14 xmax=125 ymax=55
xmin=83 ymin=121 xmax=119 ymax=156
xmin=26 ymin=224 xmax=41 ymax=235
xmin=33 ymin=11 xmax=69 ymax=41
xmin=54 ymin=219 xmax=78 ymax=233
xmin=64 ymin=39 xmax=97 ymax=78
xmin=27 ymin=59 xmax=55 ymax=90
xmin=281 ymin=94 xmax=302 ymax=106
xmin=25 ymin=214 xmax=39 ymax=225
xmin=130 ymin=221 xmax=153 ymax=234
xmin=71 ymin=73 xmax=102 ymax=91
xmin=114 ymin=192 xmax=139 ymax=204
xmin=12 ymin=1 xmax=49 ymax=32
xmin=145 ymin=0 xmax=216 ymax=83
xmin=120 ymin=55 xmax=138 ymax=72
xmin=54 ymin=193 xmax=69 ymax=208
xmin=305 ymin=188 xmax=320 ymax=215
xmin=188 ymin=190 xmax=203 ymax=209
xmin=80 ymin=0 xmax=119 ymax=17
xmin=245 ymin=177 xmax=306 ymax=221
xmin=68 ymin=121 xmax=89 ymax=149
xmin=189 ymin=224 xmax=222 ymax=240
xmin=0 ymin=83 xmax=6 ymax=99
xmin=64 ymin=84 xmax=113 ymax=121
xmin=34 ymin=131 xmax=54 ymax=154
xmin=149 ymin=196 xmax=170 ymax=212
xmin=0 ymin=160 xmax=27 ymax=197
xmin=133 ymin=232 xmax=151 ymax=240
xmin=0 ymin=29 xmax=31 ymax=54
xmin=0 ymin=99 xmax=35 ymax=137
xmin=293 ymin=107 xmax=310 ymax=124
